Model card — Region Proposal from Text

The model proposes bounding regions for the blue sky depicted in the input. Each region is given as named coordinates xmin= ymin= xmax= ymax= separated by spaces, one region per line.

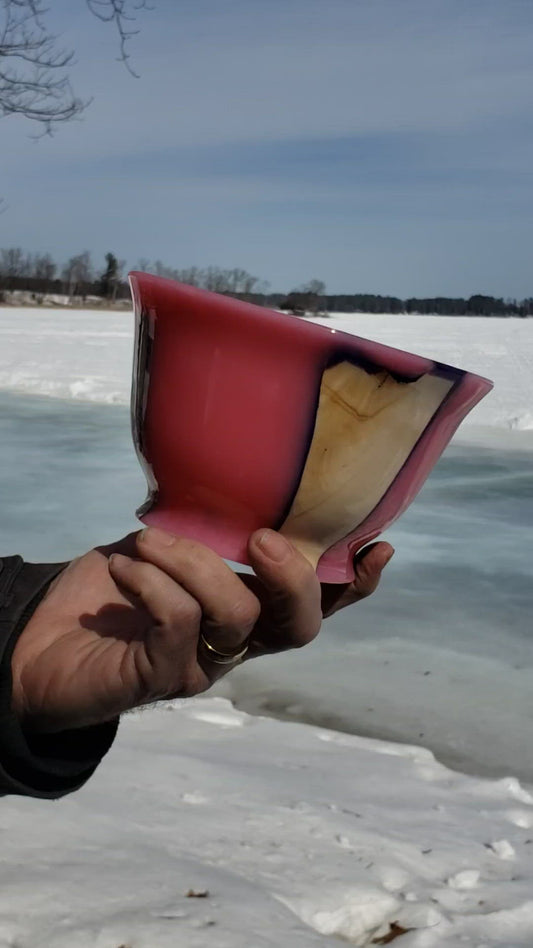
xmin=1 ymin=0 xmax=533 ymax=296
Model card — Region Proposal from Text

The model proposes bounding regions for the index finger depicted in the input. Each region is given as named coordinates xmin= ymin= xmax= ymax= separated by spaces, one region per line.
xmin=136 ymin=528 xmax=261 ymax=655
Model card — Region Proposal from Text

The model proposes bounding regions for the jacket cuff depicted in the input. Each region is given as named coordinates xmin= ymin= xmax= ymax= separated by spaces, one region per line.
xmin=0 ymin=556 xmax=118 ymax=798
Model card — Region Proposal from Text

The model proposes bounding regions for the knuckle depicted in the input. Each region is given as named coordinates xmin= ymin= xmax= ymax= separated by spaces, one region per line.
xmin=175 ymin=597 xmax=203 ymax=629
xmin=290 ymin=565 xmax=322 ymax=607
xmin=129 ymin=560 xmax=158 ymax=593
xmin=226 ymin=594 xmax=261 ymax=633
xmin=175 ymin=537 xmax=214 ymax=566
xmin=274 ymin=568 xmax=302 ymax=602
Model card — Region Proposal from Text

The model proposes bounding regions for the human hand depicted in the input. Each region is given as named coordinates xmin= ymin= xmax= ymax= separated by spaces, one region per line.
xmin=10 ymin=528 xmax=393 ymax=733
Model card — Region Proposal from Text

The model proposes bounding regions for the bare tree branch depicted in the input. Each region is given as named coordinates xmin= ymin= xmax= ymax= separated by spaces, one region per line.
xmin=0 ymin=0 xmax=150 ymax=131
xmin=86 ymin=0 xmax=152 ymax=77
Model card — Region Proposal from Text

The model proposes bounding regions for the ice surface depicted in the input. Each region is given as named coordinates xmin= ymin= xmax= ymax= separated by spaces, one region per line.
xmin=214 ymin=438 xmax=533 ymax=781
xmin=0 ymin=308 xmax=133 ymax=405
xmin=2 ymin=387 xmax=530 ymax=782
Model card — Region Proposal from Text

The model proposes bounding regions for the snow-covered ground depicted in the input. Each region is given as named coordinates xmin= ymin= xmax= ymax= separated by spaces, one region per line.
xmin=1 ymin=306 xmax=532 ymax=947
xmin=2 ymin=698 xmax=533 ymax=948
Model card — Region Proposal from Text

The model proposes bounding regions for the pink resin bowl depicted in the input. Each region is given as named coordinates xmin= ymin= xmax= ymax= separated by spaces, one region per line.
xmin=129 ymin=272 xmax=493 ymax=583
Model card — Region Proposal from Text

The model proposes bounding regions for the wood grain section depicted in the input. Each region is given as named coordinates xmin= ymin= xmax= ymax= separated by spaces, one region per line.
xmin=280 ymin=361 xmax=453 ymax=567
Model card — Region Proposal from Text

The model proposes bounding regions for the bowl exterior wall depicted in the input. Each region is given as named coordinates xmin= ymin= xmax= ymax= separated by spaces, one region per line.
xmin=129 ymin=272 xmax=493 ymax=582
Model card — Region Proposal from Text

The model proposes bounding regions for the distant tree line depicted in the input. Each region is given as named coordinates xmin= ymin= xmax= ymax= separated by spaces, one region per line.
xmin=309 ymin=293 xmax=533 ymax=318
xmin=0 ymin=248 xmax=128 ymax=302
xmin=0 ymin=250 xmax=272 ymax=305
xmin=1 ymin=248 xmax=531 ymax=316
xmin=138 ymin=260 xmax=270 ymax=297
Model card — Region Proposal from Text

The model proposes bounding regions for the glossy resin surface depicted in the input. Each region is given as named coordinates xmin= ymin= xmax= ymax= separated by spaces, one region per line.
xmin=129 ymin=272 xmax=493 ymax=582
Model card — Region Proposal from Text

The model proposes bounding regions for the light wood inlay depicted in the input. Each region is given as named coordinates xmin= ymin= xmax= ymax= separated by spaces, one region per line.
xmin=280 ymin=361 xmax=453 ymax=567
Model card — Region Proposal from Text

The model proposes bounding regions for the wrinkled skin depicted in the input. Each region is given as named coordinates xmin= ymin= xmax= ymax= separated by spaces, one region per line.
xmin=11 ymin=527 xmax=394 ymax=733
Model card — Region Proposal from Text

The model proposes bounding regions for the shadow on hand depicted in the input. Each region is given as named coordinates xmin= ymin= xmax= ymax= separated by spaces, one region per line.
xmin=79 ymin=600 xmax=152 ymax=644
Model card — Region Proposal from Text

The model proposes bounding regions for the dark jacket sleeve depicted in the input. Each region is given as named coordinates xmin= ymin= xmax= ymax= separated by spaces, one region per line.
xmin=0 ymin=556 xmax=118 ymax=799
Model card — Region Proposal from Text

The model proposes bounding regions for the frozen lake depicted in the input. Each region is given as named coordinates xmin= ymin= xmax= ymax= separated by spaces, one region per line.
xmin=2 ymin=389 xmax=531 ymax=781
xmin=1 ymin=307 xmax=533 ymax=946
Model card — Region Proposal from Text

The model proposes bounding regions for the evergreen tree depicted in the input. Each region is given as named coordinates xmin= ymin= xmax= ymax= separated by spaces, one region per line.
xmin=99 ymin=252 xmax=120 ymax=300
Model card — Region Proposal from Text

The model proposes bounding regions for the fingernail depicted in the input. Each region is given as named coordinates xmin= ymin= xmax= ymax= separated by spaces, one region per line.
xmin=385 ymin=548 xmax=395 ymax=564
xmin=108 ymin=553 xmax=131 ymax=568
xmin=257 ymin=529 xmax=291 ymax=563
xmin=139 ymin=526 xmax=175 ymax=548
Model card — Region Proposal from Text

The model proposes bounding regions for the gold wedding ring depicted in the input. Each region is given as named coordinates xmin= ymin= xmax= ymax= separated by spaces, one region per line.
xmin=199 ymin=633 xmax=250 ymax=665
